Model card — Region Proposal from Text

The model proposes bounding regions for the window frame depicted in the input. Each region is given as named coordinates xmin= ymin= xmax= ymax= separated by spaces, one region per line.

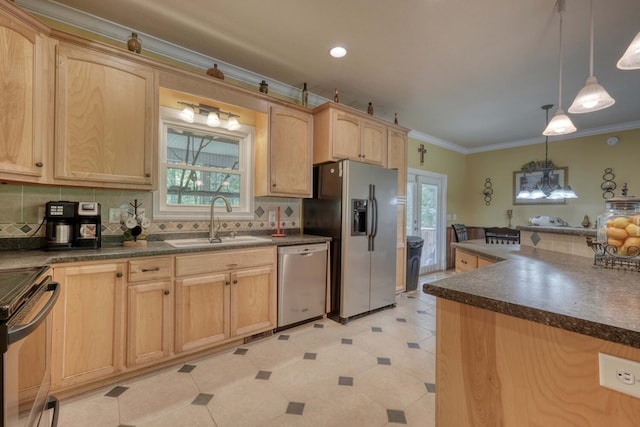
xmin=153 ymin=106 xmax=255 ymax=220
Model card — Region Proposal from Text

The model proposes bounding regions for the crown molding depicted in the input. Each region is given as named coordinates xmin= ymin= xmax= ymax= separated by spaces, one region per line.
xmin=408 ymin=130 xmax=469 ymax=154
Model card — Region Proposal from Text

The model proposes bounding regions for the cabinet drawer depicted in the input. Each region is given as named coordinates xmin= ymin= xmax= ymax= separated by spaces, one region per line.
xmin=455 ymin=250 xmax=478 ymax=272
xmin=175 ymin=247 xmax=276 ymax=277
xmin=129 ymin=257 xmax=173 ymax=283
xmin=477 ymin=256 xmax=495 ymax=268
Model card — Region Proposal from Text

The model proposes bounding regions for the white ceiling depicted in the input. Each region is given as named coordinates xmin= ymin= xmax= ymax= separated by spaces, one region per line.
xmin=20 ymin=0 xmax=640 ymax=151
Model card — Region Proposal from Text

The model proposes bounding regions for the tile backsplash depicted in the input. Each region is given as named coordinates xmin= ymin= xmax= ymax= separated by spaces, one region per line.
xmin=0 ymin=184 xmax=301 ymax=241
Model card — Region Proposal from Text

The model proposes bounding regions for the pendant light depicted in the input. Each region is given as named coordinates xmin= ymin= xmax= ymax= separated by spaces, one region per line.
xmin=617 ymin=32 xmax=640 ymax=70
xmin=544 ymin=0 xmax=577 ymax=136
xmin=568 ymin=0 xmax=615 ymax=113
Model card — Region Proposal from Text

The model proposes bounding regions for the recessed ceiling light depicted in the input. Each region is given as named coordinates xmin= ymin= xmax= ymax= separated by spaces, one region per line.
xmin=329 ymin=46 xmax=347 ymax=58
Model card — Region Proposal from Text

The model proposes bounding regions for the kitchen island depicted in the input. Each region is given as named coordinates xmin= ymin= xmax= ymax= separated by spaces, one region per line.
xmin=423 ymin=241 xmax=640 ymax=426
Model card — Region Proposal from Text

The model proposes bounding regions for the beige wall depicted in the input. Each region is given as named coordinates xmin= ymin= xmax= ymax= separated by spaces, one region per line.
xmin=408 ymin=128 xmax=639 ymax=229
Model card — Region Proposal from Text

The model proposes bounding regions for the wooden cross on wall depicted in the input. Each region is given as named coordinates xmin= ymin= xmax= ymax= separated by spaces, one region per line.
xmin=418 ymin=144 xmax=427 ymax=165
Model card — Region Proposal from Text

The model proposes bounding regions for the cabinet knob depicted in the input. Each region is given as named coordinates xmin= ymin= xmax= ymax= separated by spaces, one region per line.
xmin=232 ymin=279 xmax=238 ymax=284
xmin=163 ymin=290 xmax=170 ymax=295
xmin=461 ymin=260 xmax=467 ymax=264
xmin=225 ymin=280 xmax=231 ymax=286
xmin=272 ymin=183 xmax=277 ymax=187
xmin=145 ymin=172 xmax=151 ymax=178
xmin=116 ymin=272 xmax=123 ymax=278
xmin=35 ymin=162 xmax=43 ymax=168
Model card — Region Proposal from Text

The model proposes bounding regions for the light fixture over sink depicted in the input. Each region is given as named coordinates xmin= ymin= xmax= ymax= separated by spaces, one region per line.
xmin=178 ymin=101 xmax=242 ymax=131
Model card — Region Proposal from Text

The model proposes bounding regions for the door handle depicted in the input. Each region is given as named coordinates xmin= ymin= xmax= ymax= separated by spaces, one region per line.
xmin=8 ymin=280 xmax=60 ymax=346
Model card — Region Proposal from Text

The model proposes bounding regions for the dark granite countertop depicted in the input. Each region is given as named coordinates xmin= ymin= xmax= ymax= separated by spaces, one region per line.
xmin=423 ymin=241 xmax=640 ymax=349
xmin=517 ymin=225 xmax=597 ymax=237
xmin=0 ymin=234 xmax=331 ymax=270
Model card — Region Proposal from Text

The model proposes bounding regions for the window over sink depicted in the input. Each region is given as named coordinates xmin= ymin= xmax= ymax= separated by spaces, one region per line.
xmin=154 ymin=106 xmax=254 ymax=219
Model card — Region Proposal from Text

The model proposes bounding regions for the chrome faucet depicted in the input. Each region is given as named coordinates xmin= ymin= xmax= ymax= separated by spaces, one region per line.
xmin=209 ymin=195 xmax=232 ymax=243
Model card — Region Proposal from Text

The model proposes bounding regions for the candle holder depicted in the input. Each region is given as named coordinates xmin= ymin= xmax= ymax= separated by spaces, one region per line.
xmin=507 ymin=210 xmax=513 ymax=227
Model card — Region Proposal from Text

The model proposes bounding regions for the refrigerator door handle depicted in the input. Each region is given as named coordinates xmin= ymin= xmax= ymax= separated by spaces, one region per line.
xmin=369 ymin=184 xmax=378 ymax=251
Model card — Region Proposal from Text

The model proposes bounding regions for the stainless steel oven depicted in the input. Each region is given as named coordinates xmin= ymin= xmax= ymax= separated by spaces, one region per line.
xmin=1 ymin=266 xmax=60 ymax=427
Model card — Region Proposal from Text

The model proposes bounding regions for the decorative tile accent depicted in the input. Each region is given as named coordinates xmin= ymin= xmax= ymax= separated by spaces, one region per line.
xmin=407 ymin=342 xmax=420 ymax=349
xmin=178 ymin=364 xmax=196 ymax=373
xmin=255 ymin=206 xmax=265 ymax=217
xmin=286 ymin=402 xmax=305 ymax=415
xmin=105 ymin=386 xmax=129 ymax=397
xmin=313 ymin=324 xmax=324 ymax=329
xmin=234 ymin=348 xmax=248 ymax=355
xmin=278 ymin=335 xmax=290 ymax=341
xmin=407 ymin=295 xmax=416 ymax=299
xmin=396 ymin=318 xmax=407 ymax=323
xmin=193 ymin=223 xmax=200 ymax=229
xmin=303 ymin=352 xmax=317 ymax=360
xmin=530 ymin=232 xmax=541 ymax=246
xmin=341 ymin=338 xmax=353 ymax=345
xmin=20 ymin=224 xmax=32 ymax=233
xmin=417 ymin=310 xmax=428 ymax=314
xmin=192 ymin=393 xmax=214 ymax=406
xmin=387 ymin=409 xmax=407 ymax=424
xmin=377 ymin=357 xmax=391 ymax=366
xmin=372 ymin=327 xmax=383 ymax=332
xmin=255 ymin=370 xmax=272 ymax=380
xmin=338 ymin=376 xmax=353 ymax=386
xmin=425 ymin=382 xmax=436 ymax=393
xmin=284 ymin=206 xmax=293 ymax=217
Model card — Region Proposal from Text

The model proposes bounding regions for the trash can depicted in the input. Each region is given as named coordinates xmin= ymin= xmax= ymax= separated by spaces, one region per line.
xmin=405 ymin=236 xmax=424 ymax=291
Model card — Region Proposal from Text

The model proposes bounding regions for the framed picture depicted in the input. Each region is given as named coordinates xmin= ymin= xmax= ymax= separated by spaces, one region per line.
xmin=513 ymin=167 xmax=568 ymax=205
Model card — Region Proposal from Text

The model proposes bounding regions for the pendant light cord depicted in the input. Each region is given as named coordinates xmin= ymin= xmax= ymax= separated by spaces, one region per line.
xmin=589 ymin=0 xmax=594 ymax=76
xmin=557 ymin=4 xmax=564 ymax=109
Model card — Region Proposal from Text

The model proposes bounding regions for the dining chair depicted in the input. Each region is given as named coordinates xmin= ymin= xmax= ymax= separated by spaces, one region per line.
xmin=451 ymin=224 xmax=468 ymax=242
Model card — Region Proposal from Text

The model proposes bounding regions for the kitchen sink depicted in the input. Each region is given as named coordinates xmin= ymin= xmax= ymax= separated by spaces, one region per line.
xmin=164 ymin=236 xmax=272 ymax=248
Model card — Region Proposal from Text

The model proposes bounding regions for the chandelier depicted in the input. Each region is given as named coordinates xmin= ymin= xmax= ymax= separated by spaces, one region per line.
xmin=516 ymin=105 xmax=578 ymax=200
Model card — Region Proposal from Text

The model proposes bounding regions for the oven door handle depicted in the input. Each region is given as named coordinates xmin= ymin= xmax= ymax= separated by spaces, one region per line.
xmin=8 ymin=280 xmax=60 ymax=345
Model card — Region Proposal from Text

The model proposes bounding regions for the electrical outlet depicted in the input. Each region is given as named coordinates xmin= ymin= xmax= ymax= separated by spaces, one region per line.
xmin=268 ymin=210 xmax=276 ymax=223
xmin=599 ymin=353 xmax=640 ymax=398
xmin=108 ymin=208 xmax=129 ymax=224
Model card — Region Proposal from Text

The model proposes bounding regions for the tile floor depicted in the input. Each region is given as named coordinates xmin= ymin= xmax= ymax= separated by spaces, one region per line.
xmin=56 ymin=274 xmax=447 ymax=427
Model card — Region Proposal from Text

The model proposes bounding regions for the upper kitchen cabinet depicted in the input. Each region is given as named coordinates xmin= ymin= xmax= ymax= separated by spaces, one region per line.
xmin=54 ymin=41 xmax=158 ymax=189
xmin=313 ymin=103 xmax=387 ymax=167
xmin=255 ymin=105 xmax=312 ymax=197
xmin=387 ymin=128 xmax=408 ymax=197
xmin=0 ymin=3 xmax=54 ymax=183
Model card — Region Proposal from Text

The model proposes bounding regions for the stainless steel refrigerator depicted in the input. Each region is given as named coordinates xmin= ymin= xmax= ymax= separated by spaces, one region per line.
xmin=303 ymin=160 xmax=397 ymax=322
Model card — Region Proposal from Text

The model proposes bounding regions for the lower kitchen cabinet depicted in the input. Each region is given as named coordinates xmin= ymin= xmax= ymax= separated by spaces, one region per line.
xmin=50 ymin=262 xmax=126 ymax=389
xmin=175 ymin=247 xmax=277 ymax=354
xmin=455 ymin=248 xmax=495 ymax=273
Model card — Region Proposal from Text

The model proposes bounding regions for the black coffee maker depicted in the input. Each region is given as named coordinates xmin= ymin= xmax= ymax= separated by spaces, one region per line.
xmin=45 ymin=201 xmax=101 ymax=250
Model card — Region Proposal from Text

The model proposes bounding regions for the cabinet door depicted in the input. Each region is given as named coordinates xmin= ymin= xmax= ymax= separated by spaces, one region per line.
xmin=51 ymin=262 xmax=126 ymax=389
xmin=55 ymin=43 xmax=156 ymax=188
xmin=127 ymin=280 xmax=173 ymax=366
xmin=331 ymin=110 xmax=361 ymax=160
xmin=175 ymin=272 xmax=229 ymax=353
xmin=360 ymin=120 xmax=387 ymax=166
xmin=455 ymin=249 xmax=478 ymax=273
xmin=0 ymin=9 xmax=52 ymax=182
xmin=230 ymin=266 xmax=276 ymax=337
xmin=387 ymin=129 xmax=408 ymax=197
xmin=268 ymin=106 xmax=312 ymax=197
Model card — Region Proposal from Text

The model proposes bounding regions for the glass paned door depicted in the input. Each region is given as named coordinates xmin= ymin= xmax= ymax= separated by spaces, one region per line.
xmin=407 ymin=170 xmax=447 ymax=275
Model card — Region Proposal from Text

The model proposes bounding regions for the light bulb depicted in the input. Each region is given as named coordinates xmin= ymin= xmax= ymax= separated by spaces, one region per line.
xmin=226 ymin=115 xmax=241 ymax=131
xmin=179 ymin=105 xmax=195 ymax=123
xmin=206 ymin=111 xmax=221 ymax=127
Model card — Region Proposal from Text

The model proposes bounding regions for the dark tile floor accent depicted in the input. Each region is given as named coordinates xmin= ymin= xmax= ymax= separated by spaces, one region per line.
xmin=387 ymin=409 xmax=407 ymax=424
xmin=396 ymin=318 xmax=407 ymax=322
xmin=426 ymin=382 xmax=436 ymax=393
xmin=372 ymin=327 xmax=383 ymax=332
xmin=255 ymin=370 xmax=272 ymax=380
xmin=303 ymin=352 xmax=317 ymax=360
xmin=313 ymin=324 xmax=324 ymax=329
xmin=104 ymin=386 xmax=128 ymax=397
xmin=407 ymin=342 xmax=420 ymax=349
xmin=338 ymin=376 xmax=354 ymax=386
xmin=377 ymin=357 xmax=391 ymax=366
xmin=191 ymin=393 xmax=214 ymax=406
xmin=286 ymin=402 xmax=305 ymax=415
xmin=278 ymin=334 xmax=290 ymax=340
xmin=417 ymin=310 xmax=428 ymax=314
xmin=178 ymin=364 xmax=196 ymax=373
xmin=233 ymin=348 xmax=248 ymax=355
xmin=341 ymin=338 xmax=353 ymax=345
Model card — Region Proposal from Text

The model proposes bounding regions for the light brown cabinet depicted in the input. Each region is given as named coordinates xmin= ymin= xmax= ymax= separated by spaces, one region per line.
xmin=126 ymin=257 xmax=173 ymax=367
xmin=54 ymin=42 xmax=157 ymax=189
xmin=0 ymin=4 xmax=54 ymax=183
xmin=51 ymin=262 xmax=126 ymax=389
xmin=255 ymin=105 xmax=312 ymax=197
xmin=313 ymin=103 xmax=387 ymax=166
xmin=455 ymin=248 xmax=495 ymax=273
xmin=174 ymin=247 xmax=276 ymax=353
xmin=387 ymin=128 xmax=408 ymax=291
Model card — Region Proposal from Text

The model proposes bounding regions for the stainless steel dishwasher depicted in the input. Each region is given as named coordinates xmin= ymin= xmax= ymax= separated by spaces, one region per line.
xmin=277 ymin=243 xmax=328 ymax=328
